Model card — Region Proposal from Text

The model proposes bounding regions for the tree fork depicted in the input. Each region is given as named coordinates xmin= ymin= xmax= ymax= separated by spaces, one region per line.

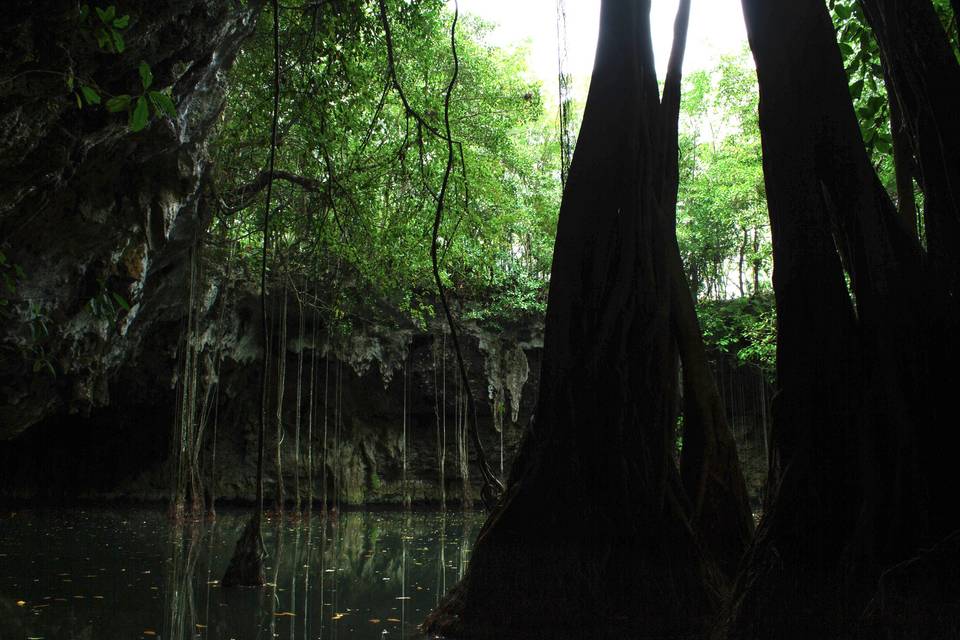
xmin=659 ymin=0 xmax=754 ymax=582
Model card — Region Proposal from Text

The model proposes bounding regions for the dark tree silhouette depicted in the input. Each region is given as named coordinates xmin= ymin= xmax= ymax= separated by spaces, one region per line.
xmin=423 ymin=1 xmax=753 ymax=636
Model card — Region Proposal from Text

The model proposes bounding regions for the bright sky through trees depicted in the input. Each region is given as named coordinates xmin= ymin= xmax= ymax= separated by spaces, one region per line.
xmin=457 ymin=0 xmax=749 ymax=94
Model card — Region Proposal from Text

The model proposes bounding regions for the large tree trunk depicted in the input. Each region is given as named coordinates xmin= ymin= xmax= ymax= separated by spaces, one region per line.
xmin=731 ymin=0 xmax=954 ymax=635
xmin=858 ymin=0 xmax=960 ymax=546
xmin=422 ymin=2 xmax=722 ymax=637
xmin=729 ymin=1 xmax=874 ymax=636
xmin=858 ymin=0 xmax=960 ymax=296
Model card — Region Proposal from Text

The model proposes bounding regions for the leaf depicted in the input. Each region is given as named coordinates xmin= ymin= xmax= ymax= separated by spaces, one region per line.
xmin=849 ymin=79 xmax=864 ymax=100
xmin=111 ymin=292 xmax=130 ymax=311
xmin=112 ymin=14 xmax=129 ymax=29
xmin=106 ymin=94 xmax=132 ymax=112
xmin=103 ymin=5 xmax=116 ymax=22
xmin=65 ymin=73 xmax=75 ymax=91
xmin=112 ymin=29 xmax=125 ymax=53
xmin=138 ymin=62 xmax=153 ymax=90
xmin=130 ymin=96 xmax=149 ymax=132
xmin=838 ymin=41 xmax=853 ymax=57
xmin=80 ymin=85 xmax=101 ymax=105
xmin=148 ymin=91 xmax=176 ymax=118
xmin=95 ymin=28 xmax=112 ymax=51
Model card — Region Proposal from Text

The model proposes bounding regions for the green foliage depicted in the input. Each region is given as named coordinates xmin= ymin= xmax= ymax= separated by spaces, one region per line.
xmin=826 ymin=0 xmax=896 ymax=193
xmin=79 ymin=4 xmax=129 ymax=54
xmin=69 ymin=6 xmax=177 ymax=132
xmin=86 ymin=279 xmax=131 ymax=322
xmin=677 ymin=52 xmax=770 ymax=301
xmin=0 ymin=252 xmax=57 ymax=377
xmin=697 ymin=294 xmax=776 ymax=377
xmin=211 ymin=1 xmax=561 ymax=330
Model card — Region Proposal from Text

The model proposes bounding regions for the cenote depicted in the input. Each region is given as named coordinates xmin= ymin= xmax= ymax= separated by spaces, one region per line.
xmin=3 ymin=0 xmax=960 ymax=637
xmin=0 ymin=509 xmax=483 ymax=639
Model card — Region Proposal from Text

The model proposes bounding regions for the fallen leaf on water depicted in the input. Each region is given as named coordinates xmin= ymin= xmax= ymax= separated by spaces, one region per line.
xmin=195 ymin=624 xmax=206 ymax=629
xmin=395 ymin=596 xmax=411 ymax=600
xmin=143 ymin=631 xmax=157 ymax=637
xmin=369 ymin=619 xmax=381 ymax=624
xmin=386 ymin=617 xmax=401 ymax=623
xmin=16 ymin=600 xmax=26 ymax=606
xmin=274 ymin=612 xmax=296 ymax=617
xmin=332 ymin=612 xmax=347 ymax=621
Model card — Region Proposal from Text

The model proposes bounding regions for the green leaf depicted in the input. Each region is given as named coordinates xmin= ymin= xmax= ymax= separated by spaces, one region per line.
xmin=105 ymin=94 xmax=132 ymax=112
xmin=80 ymin=85 xmax=101 ymax=105
xmin=65 ymin=73 xmax=74 ymax=91
xmin=138 ymin=62 xmax=153 ymax=90
xmin=95 ymin=5 xmax=116 ymax=23
xmin=148 ymin=91 xmax=176 ymax=118
xmin=112 ymin=14 xmax=129 ymax=29
xmin=111 ymin=292 xmax=131 ymax=311
xmin=14 ymin=265 xmax=25 ymax=279
xmin=130 ymin=95 xmax=149 ymax=131
xmin=95 ymin=28 xmax=112 ymax=51
xmin=838 ymin=41 xmax=853 ymax=57
xmin=111 ymin=29 xmax=125 ymax=53
xmin=849 ymin=79 xmax=864 ymax=100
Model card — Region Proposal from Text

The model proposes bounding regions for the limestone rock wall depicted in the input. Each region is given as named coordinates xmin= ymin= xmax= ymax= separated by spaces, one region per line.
xmin=0 ymin=0 xmax=262 ymax=439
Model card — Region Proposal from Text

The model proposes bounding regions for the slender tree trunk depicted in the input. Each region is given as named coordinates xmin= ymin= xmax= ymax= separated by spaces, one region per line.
xmin=882 ymin=66 xmax=917 ymax=238
xmin=659 ymin=0 xmax=754 ymax=582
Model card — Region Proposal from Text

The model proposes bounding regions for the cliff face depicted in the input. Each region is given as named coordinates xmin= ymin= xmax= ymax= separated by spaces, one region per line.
xmin=0 ymin=281 xmax=544 ymax=506
xmin=0 ymin=0 xmax=261 ymax=438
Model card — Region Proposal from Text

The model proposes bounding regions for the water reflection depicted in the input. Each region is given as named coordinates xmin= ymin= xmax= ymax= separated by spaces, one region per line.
xmin=0 ymin=509 xmax=483 ymax=640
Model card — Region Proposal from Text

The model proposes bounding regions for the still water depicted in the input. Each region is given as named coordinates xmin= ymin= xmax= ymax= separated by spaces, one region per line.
xmin=0 ymin=509 xmax=484 ymax=640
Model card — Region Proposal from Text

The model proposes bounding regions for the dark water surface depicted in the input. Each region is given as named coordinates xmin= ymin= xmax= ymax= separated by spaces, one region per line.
xmin=0 ymin=509 xmax=484 ymax=640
